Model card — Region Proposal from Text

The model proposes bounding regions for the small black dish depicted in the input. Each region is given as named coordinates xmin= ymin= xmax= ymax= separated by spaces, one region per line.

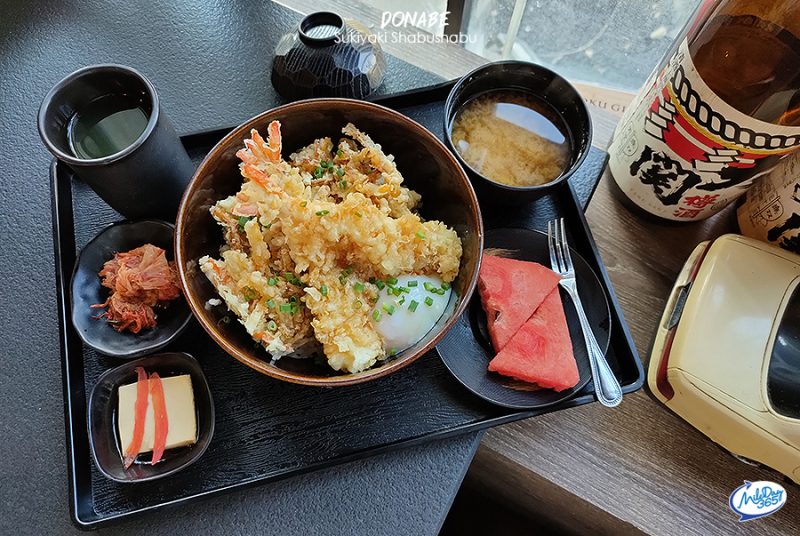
xmin=88 ymin=352 xmax=215 ymax=483
xmin=437 ymin=228 xmax=610 ymax=409
xmin=71 ymin=220 xmax=192 ymax=358
xmin=443 ymin=61 xmax=592 ymax=205
xmin=271 ymin=12 xmax=386 ymax=100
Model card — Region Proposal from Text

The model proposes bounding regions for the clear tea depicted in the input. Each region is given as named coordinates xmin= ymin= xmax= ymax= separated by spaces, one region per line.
xmin=67 ymin=94 xmax=149 ymax=159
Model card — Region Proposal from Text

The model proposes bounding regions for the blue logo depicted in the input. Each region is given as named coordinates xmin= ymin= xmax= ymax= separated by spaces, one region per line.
xmin=729 ymin=480 xmax=787 ymax=522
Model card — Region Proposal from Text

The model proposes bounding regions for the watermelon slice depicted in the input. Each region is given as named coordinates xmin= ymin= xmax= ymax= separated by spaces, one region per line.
xmin=478 ymin=255 xmax=560 ymax=352
xmin=488 ymin=288 xmax=579 ymax=391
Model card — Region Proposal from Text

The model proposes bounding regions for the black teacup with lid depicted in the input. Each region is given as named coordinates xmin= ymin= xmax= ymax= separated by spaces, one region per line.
xmin=271 ymin=12 xmax=386 ymax=100
xmin=38 ymin=64 xmax=194 ymax=221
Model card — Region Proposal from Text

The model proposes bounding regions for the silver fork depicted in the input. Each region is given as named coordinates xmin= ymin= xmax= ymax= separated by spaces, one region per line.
xmin=548 ymin=218 xmax=623 ymax=408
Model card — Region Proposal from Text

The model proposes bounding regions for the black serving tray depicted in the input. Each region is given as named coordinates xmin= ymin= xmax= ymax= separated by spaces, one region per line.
xmin=51 ymin=81 xmax=644 ymax=529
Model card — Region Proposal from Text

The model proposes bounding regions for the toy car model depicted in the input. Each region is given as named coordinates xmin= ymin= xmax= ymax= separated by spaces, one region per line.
xmin=649 ymin=234 xmax=800 ymax=483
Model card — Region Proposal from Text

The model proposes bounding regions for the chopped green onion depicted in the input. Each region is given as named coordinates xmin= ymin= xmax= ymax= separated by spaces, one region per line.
xmin=390 ymin=287 xmax=402 ymax=296
xmin=242 ymin=287 xmax=257 ymax=301
xmin=289 ymin=296 xmax=297 ymax=303
xmin=407 ymin=280 xmax=418 ymax=287
xmin=408 ymin=300 xmax=419 ymax=312
xmin=353 ymin=299 xmax=362 ymax=309
xmin=423 ymin=282 xmax=436 ymax=292
xmin=436 ymin=288 xmax=447 ymax=295
xmin=279 ymin=303 xmax=292 ymax=313
xmin=320 ymin=284 xmax=328 ymax=296
xmin=416 ymin=231 xmax=426 ymax=240
xmin=386 ymin=276 xmax=398 ymax=285
xmin=389 ymin=347 xmax=398 ymax=356
xmin=424 ymin=296 xmax=434 ymax=307
xmin=337 ymin=167 xmax=345 ymax=177
xmin=336 ymin=148 xmax=344 ymax=158
xmin=315 ymin=210 xmax=329 ymax=216
xmin=441 ymin=282 xmax=451 ymax=290
xmin=268 ymin=277 xmax=278 ymax=286
xmin=266 ymin=299 xmax=275 ymax=309
xmin=369 ymin=277 xmax=377 ymax=284
xmin=237 ymin=216 xmax=253 ymax=230
xmin=375 ymin=280 xmax=385 ymax=290
xmin=372 ymin=309 xmax=381 ymax=321
xmin=397 ymin=286 xmax=409 ymax=294
xmin=354 ymin=282 xmax=365 ymax=293
xmin=266 ymin=320 xmax=277 ymax=331
xmin=398 ymin=297 xmax=405 ymax=306
xmin=382 ymin=303 xmax=396 ymax=315
xmin=314 ymin=167 xmax=324 ymax=179
xmin=300 ymin=201 xmax=307 ymax=207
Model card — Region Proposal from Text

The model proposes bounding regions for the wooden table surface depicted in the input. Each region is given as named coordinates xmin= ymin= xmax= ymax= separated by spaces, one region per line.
xmin=279 ymin=2 xmax=800 ymax=534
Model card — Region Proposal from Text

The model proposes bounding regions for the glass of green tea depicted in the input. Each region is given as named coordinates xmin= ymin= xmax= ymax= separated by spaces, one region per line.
xmin=38 ymin=64 xmax=194 ymax=220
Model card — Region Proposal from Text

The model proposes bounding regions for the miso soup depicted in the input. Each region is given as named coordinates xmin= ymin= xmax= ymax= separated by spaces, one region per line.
xmin=451 ymin=90 xmax=570 ymax=187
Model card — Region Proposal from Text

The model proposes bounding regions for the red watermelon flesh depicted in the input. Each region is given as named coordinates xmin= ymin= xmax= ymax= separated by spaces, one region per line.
xmin=488 ymin=288 xmax=579 ymax=391
xmin=478 ymin=255 xmax=560 ymax=352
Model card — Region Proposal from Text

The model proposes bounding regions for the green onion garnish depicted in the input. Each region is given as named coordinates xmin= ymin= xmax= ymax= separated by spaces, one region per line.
xmin=336 ymin=167 xmax=345 ymax=177
xmin=441 ymin=282 xmax=451 ymax=290
xmin=383 ymin=303 xmax=396 ymax=315
xmin=372 ymin=309 xmax=381 ymax=321
xmin=267 ymin=320 xmax=277 ymax=331
xmin=353 ymin=299 xmax=362 ymax=309
xmin=397 ymin=286 xmax=409 ymax=294
xmin=407 ymin=280 xmax=418 ymax=287
xmin=369 ymin=277 xmax=377 ymax=284
xmin=408 ymin=300 xmax=419 ymax=312
xmin=398 ymin=297 xmax=405 ymax=306
xmin=266 ymin=299 xmax=275 ymax=308
xmin=320 ymin=285 xmax=328 ymax=296
xmin=279 ymin=303 xmax=292 ymax=313
xmin=386 ymin=276 xmax=398 ymax=285
xmin=336 ymin=148 xmax=344 ymax=158
xmin=375 ymin=280 xmax=385 ymax=290
xmin=268 ymin=277 xmax=278 ymax=286
xmin=416 ymin=231 xmax=426 ymax=240
xmin=354 ymin=282 xmax=365 ymax=293
xmin=314 ymin=167 xmax=323 ymax=179
xmin=316 ymin=210 xmax=329 ymax=216
xmin=242 ymin=287 xmax=257 ymax=301
xmin=237 ymin=216 xmax=253 ymax=230
xmin=300 ymin=201 xmax=307 ymax=207
xmin=423 ymin=282 xmax=436 ymax=292
xmin=389 ymin=347 xmax=397 ymax=356
xmin=424 ymin=296 xmax=434 ymax=307
xmin=289 ymin=296 xmax=297 ymax=303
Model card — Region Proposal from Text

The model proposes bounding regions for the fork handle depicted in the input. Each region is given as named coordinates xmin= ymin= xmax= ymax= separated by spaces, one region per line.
xmin=565 ymin=288 xmax=623 ymax=407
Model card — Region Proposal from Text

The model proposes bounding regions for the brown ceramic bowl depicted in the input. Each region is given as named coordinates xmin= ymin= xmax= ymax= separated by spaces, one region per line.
xmin=176 ymin=99 xmax=483 ymax=386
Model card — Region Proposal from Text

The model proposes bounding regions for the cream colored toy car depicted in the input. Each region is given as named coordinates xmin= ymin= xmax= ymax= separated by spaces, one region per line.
xmin=649 ymin=234 xmax=800 ymax=483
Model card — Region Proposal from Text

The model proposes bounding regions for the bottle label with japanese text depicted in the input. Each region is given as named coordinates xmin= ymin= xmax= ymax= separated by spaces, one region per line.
xmin=737 ymin=150 xmax=800 ymax=254
xmin=609 ymin=38 xmax=800 ymax=220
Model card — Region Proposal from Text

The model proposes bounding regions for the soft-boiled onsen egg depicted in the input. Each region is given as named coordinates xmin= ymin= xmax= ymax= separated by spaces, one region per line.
xmin=370 ymin=274 xmax=452 ymax=354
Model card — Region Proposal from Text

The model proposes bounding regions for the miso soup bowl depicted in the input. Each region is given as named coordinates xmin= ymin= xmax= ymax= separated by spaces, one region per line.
xmin=176 ymin=99 xmax=483 ymax=387
xmin=443 ymin=61 xmax=592 ymax=205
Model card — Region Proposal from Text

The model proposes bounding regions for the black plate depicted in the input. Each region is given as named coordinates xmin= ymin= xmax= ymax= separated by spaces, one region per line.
xmin=50 ymin=80 xmax=644 ymax=529
xmin=438 ymin=228 xmax=610 ymax=409
xmin=70 ymin=220 xmax=193 ymax=359
xmin=88 ymin=352 xmax=215 ymax=483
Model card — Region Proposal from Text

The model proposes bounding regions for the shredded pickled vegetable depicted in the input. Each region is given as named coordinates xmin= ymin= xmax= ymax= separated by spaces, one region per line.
xmin=92 ymin=244 xmax=181 ymax=333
